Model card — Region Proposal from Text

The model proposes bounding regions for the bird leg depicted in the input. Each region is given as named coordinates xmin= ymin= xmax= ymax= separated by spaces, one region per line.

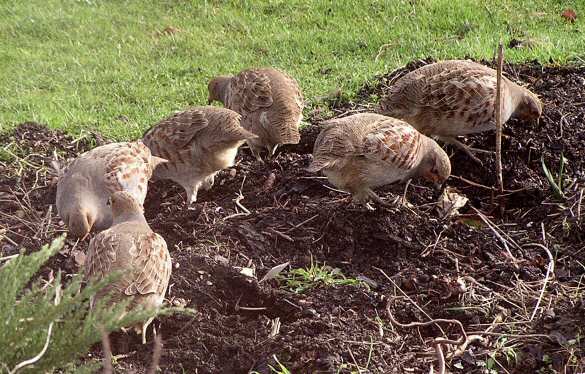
xmin=247 ymin=142 xmax=264 ymax=163
xmin=184 ymin=182 xmax=202 ymax=204
xmin=267 ymin=144 xmax=279 ymax=159
xmin=399 ymin=178 xmax=413 ymax=206
xmin=437 ymin=136 xmax=491 ymax=165
xmin=201 ymin=174 xmax=216 ymax=191
xmin=351 ymin=188 xmax=396 ymax=210
xmin=141 ymin=317 xmax=155 ymax=345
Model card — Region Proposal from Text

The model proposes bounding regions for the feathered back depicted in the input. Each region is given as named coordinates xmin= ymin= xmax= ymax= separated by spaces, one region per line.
xmin=381 ymin=60 xmax=498 ymax=121
xmin=226 ymin=68 xmax=303 ymax=145
xmin=85 ymin=223 xmax=171 ymax=309
xmin=143 ymin=106 xmax=256 ymax=167
xmin=308 ymin=113 xmax=389 ymax=172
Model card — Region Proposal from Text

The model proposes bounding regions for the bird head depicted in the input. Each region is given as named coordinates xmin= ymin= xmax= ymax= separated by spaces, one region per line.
xmin=514 ymin=90 xmax=543 ymax=123
xmin=420 ymin=142 xmax=451 ymax=188
xmin=108 ymin=191 xmax=144 ymax=222
xmin=67 ymin=208 xmax=95 ymax=239
xmin=207 ymin=76 xmax=231 ymax=105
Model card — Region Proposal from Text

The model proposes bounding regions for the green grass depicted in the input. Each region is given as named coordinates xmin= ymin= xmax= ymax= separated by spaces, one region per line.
xmin=0 ymin=0 xmax=583 ymax=139
xmin=282 ymin=259 xmax=360 ymax=293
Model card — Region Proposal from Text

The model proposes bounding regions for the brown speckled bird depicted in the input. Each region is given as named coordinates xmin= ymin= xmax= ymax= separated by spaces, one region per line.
xmin=207 ymin=68 xmax=304 ymax=160
xmin=56 ymin=142 xmax=166 ymax=238
xmin=85 ymin=191 xmax=171 ymax=344
xmin=308 ymin=113 xmax=451 ymax=205
xmin=380 ymin=60 xmax=542 ymax=161
xmin=142 ymin=106 xmax=256 ymax=203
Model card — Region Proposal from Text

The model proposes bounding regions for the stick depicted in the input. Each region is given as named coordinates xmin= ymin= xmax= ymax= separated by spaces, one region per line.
xmin=386 ymin=304 xmax=478 ymax=374
xmin=524 ymin=243 xmax=555 ymax=321
xmin=146 ymin=334 xmax=163 ymax=374
xmin=495 ymin=42 xmax=504 ymax=193
xmin=10 ymin=284 xmax=61 ymax=374
xmin=100 ymin=327 xmax=113 ymax=374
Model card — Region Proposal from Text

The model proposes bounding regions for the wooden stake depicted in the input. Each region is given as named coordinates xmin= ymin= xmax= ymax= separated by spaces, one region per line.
xmin=495 ymin=42 xmax=504 ymax=193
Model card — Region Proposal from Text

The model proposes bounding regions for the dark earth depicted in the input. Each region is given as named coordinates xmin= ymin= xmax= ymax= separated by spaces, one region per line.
xmin=1 ymin=60 xmax=584 ymax=373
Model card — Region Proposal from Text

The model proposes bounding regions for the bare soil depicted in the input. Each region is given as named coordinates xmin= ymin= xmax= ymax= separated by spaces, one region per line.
xmin=1 ymin=60 xmax=584 ymax=373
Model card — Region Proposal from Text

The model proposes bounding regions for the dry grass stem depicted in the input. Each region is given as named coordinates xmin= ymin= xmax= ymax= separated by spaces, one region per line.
xmin=100 ymin=327 xmax=113 ymax=374
xmin=146 ymin=334 xmax=163 ymax=374
xmin=495 ymin=42 xmax=504 ymax=192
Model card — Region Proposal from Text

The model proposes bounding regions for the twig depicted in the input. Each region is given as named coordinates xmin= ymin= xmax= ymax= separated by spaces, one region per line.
xmin=386 ymin=304 xmax=478 ymax=374
xmin=495 ymin=42 xmax=505 ymax=192
xmin=577 ymin=188 xmax=583 ymax=224
xmin=450 ymin=175 xmax=495 ymax=191
xmin=100 ymin=327 xmax=113 ymax=374
xmin=286 ymin=214 xmax=319 ymax=232
xmin=524 ymin=243 xmax=555 ymax=321
xmin=146 ymin=334 xmax=163 ymax=374
xmin=267 ymin=228 xmax=294 ymax=242
xmin=471 ymin=207 xmax=519 ymax=267
xmin=0 ymin=254 xmax=19 ymax=263
xmin=375 ymin=267 xmax=446 ymax=336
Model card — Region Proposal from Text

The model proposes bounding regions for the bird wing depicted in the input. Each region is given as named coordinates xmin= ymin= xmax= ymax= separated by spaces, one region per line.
xmin=124 ymin=232 xmax=171 ymax=297
xmin=360 ymin=119 xmax=422 ymax=171
xmin=260 ymin=69 xmax=303 ymax=144
xmin=85 ymin=231 xmax=171 ymax=298
xmin=102 ymin=142 xmax=154 ymax=204
xmin=383 ymin=60 xmax=496 ymax=120
xmin=85 ymin=229 xmax=118 ymax=283
xmin=143 ymin=109 xmax=209 ymax=149
xmin=229 ymin=69 xmax=274 ymax=114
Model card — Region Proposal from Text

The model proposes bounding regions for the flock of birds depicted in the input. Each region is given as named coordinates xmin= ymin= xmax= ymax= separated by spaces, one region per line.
xmin=53 ymin=60 xmax=543 ymax=342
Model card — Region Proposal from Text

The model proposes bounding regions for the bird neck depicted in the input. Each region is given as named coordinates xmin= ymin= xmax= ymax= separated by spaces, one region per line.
xmin=112 ymin=211 xmax=147 ymax=226
xmin=508 ymin=81 xmax=528 ymax=113
xmin=216 ymin=77 xmax=232 ymax=104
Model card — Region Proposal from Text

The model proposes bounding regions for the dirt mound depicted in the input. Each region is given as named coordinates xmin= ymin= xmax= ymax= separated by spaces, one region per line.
xmin=1 ymin=61 xmax=584 ymax=373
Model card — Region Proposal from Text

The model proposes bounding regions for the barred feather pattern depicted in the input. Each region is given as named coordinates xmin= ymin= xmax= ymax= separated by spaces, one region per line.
xmin=85 ymin=225 xmax=171 ymax=309
xmin=226 ymin=68 xmax=303 ymax=146
xmin=307 ymin=113 xmax=444 ymax=198
xmin=142 ymin=106 xmax=254 ymax=201
xmin=380 ymin=60 xmax=519 ymax=136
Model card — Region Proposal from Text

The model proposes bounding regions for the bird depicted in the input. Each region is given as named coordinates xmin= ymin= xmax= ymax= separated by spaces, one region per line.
xmin=142 ymin=106 xmax=256 ymax=204
xmin=307 ymin=113 xmax=451 ymax=206
xmin=207 ymin=68 xmax=304 ymax=161
xmin=379 ymin=60 xmax=542 ymax=162
xmin=84 ymin=191 xmax=172 ymax=344
xmin=56 ymin=142 xmax=166 ymax=238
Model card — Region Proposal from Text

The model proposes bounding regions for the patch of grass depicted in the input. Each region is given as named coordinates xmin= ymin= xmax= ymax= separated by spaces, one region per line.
xmin=251 ymin=355 xmax=291 ymax=374
xmin=542 ymin=153 xmax=569 ymax=199
xmin=282 ymin=257 xmax=360 ymax=293
xmin=0 ymin=1 xmax=583 ymax=139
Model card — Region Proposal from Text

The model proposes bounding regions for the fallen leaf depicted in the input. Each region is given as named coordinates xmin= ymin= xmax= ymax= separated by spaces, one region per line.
xmin=239 ymin=267 xmax=255 ymax=278
xmin=262 ymin=173 xmax=276 ymax=191
xmin=561 ymin=9 xmax=577 ymax=23
xmin=259 ymin=262 xmax=289 ymax=283
xmin=436 ymin=187 xmax=468 ymax=218
xmin=72 ymin=250 xmax=86 ymax=267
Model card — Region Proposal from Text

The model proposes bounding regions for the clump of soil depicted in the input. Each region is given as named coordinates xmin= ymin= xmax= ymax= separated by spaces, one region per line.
xmin=1 ymin=61 xmax=584 ymax=373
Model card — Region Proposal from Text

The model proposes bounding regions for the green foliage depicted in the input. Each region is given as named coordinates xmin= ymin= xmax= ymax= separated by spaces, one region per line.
xmin=282 ymin=257 xmax=360 ymax=293
xmin=0 ymin=236 xmax=162 ymax=373
xmin=0 ymin=0 xmax=583 ymax=138
xmin=541 ymin=154 xmax=568 ymax=199
xmin=250 ymin=355 xmax=291 ymax=374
